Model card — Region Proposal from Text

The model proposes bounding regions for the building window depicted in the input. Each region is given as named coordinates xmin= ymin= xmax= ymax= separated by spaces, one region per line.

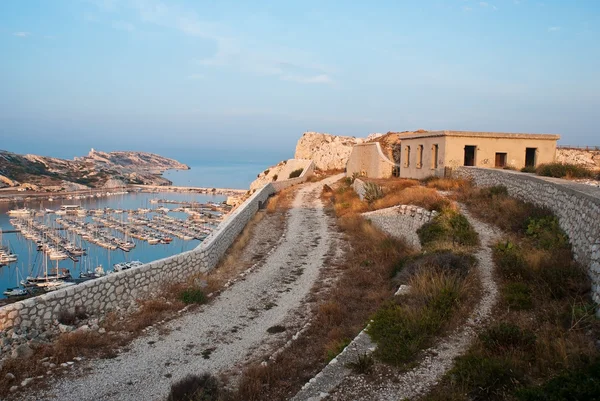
xmin=417 ymin=145 xmax=423 ymax=169
xmin=495 ymin=152 xmax=507 ymax=168
xmin=431 ymin=144 xmax=439 ymax=169
xmin=404 ymin=146 xmax=411 ymax=167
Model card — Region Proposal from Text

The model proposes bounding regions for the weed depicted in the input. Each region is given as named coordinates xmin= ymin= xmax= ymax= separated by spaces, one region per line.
xmin=515 ymin=359 xmax=600 ymax=401
xmin=493 ymin=241 xmax=529 ymax=280
xmin=449 ymin=353 xmax=523 ymax=401
xmin=480 ymin=323 xmax=536 ymax=354
xmin=289 ymin=168 xmax=303 ymax=178
xmin=521 ymin=166 xmax=536 ymax=173
xmin=166 ymin=373 xmax=223 ymax=401
xmin=325 ymin=338 xmax=351 ymax=361
xmin=417 ymin=209 xmax=479 ymax=248
xmin=363 ymin=181 xmax=384 ymax=203
xmin=179 ymin=288 xmax=207 ymax=305
xmin=503 ymin=283 xmax=533 ymax=310
xmin=346 ymin=352 xmax=374 ymax=374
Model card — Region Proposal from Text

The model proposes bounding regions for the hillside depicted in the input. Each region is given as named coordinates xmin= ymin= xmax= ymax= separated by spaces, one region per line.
xmin=0 ymin=149 xmax=189 ymax=190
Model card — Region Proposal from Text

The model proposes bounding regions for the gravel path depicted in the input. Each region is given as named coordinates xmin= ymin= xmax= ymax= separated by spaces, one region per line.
xmin=31 ymin=175 xmax=342 ymax=401
xmin=319 ymin=205 xmax=500 ymax=401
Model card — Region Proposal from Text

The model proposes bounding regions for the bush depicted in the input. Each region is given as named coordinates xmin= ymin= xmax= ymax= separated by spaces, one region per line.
xmin=516 ymin=359 xmax=600 ymax=401
xmin=363 ymin=181 xmax=384 ymax=203
xmin=480 ymin=323 xmax=536 ymax=353
xmin=493 ymin=241 xmax=529 ymax=280
xmin=525 ymin=216 xmax=569 ymax=250
xmin=166 ymin=373 xmax=222 ymax=401
xmin=289 ymin=168 xmax=303 ymax=178
xmin=521 ymin=166 xmax=536 ymax=173
xmin=179 ymin=288 xmax=207 ymax=305
xmin=536 ymin=163 xmax=594 ymax=179
xmin=503 ymin=282 xmax=533 ymax=310
xmin=272 ymin=174 xmax=278 ymax=181
xmin=449 ymin=353 xmax=522 ymax=401
xmin=417 ymin=209 xmax=479 ymax=248
xmin=482 ymin=185 xmax=508 ymax=197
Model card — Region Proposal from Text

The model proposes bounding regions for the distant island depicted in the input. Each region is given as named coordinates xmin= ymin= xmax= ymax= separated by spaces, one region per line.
xmin=0 ymin=148 xmax=190 ymax=192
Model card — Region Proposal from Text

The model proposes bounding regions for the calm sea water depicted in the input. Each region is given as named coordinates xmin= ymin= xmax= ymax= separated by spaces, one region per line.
xmin=163 ymin=162 xmax=272 ymax=189
xmin=0 ymin=191 xmax=225 ymax=299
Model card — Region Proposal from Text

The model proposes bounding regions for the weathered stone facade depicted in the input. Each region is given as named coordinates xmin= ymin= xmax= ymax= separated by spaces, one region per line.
xmin=0 ymin=169 xmax=314 ymax=331
xmin=345 ymin=142 xmax=399 ymax=179
xmin=455 ymin=167 xmax=600 ymax=305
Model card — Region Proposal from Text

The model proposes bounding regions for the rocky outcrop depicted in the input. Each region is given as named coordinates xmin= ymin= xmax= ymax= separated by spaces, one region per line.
xmin=249 ymin=159 xmax=313 ymax=191
xmin=0 ymin=149 xmax=187 ymax=190
xmin=0 ymin=174 xmax=18 ymax=188
xmin=294 ymin=132 xmax=365 ymax=170
xmin=556 ymin=148 xmax=600 ymax=170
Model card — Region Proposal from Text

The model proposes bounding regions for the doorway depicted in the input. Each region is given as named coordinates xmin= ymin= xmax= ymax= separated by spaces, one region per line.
xmin=525 ymin=148 xmax=537 ymax=167
xmin=464 ymin=146 xmax=476 ymax=166
xmin=495 ymin=153 xmax=507 ymax=168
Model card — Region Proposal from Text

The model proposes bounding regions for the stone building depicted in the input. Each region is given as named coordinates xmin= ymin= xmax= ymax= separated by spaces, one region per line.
xmin=346 ymin=130 xmax=560 ymax=180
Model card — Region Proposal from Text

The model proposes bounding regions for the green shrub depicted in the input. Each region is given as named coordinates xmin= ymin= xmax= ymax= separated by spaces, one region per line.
xmin=536 ymin=163 xmax=594 ymax=179
xmin=516 ymin=359 xmax=600 ymax=401
xmin=525 ymin=216 xmax=569 ymax=250
xmin=417 ymin=209 xmax=479 ymax=248
xmin=493 ymin=241 xmax=529 ymax=280
xmin=503 ymin=282 xmax=533 ymax=310
xmin=289 ymin=168 xmax=303 ymax=178
xmin=480 ymin=323 xmax=536 ymax=354
xmin=272 ymin=174 xmax=278 ymax=181
xmin=521 ymin=166 xmax=536 ymax=173
xmin=449 ymin=353 xmax=522 ymax=401
xmin=363 ymin=181 xmax=384 ymax=203
xmin=179 ymin=288 xmax=207 ymax=305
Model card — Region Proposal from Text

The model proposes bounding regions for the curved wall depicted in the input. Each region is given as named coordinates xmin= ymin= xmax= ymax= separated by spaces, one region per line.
xmin=455 ymin=167 xmax=600 ymax=305
xmin=0 ymin=168 xmax=314 ymax=331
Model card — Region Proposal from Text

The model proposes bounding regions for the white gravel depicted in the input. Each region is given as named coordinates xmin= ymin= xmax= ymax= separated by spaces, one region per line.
xmin=318 ymin=204 xmax=501 ymax=401
xmin=28 ymin=175 xmax=342 ymax=401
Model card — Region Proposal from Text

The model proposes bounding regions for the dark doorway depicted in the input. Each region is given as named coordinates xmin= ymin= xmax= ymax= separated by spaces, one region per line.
xmin=464 ymin=146 xmax=476 ymax=166
xmin=495 ymin=153 xmax=507 ymax=168
xmin=525 ymin=148 xmax=537 ymax=167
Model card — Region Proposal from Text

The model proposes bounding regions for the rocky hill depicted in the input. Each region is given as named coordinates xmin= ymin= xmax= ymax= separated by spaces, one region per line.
xmin=294 ymin=132 xmax=365 ymax=170
xmin=0 ymin=149 xmax=189 ymax=190
xmin=556 ymin=147 xmax=600 ymax=170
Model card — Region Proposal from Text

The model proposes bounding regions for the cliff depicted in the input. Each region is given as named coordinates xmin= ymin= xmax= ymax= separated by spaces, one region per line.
xmin=294 ymin=132 xmax=365 ymax=170
xmin=556 ymin=148 xmax=600 ymax=170
xmin=0 ymin=149 xmax=189 ymax=190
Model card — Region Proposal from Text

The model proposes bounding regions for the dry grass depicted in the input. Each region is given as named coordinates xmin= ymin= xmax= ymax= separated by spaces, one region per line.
xmin=424 ymin=177 xmax=471 ymax=191
xmin=229 ymin=183 xmax=415 ymax=400
xmin=372 ymin=185 xmax=451 ymax=211
xmin=422 ymin=191 xmax=600 ymax=401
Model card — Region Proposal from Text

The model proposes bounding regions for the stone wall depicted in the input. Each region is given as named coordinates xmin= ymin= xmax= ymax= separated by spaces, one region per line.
xmin=0 ymin=169 xmax=315 ymax=331
xmin=362 ymin=205 xmax=437 ymax=250
xmin=455 ymin=167 xmax=600 ymax=304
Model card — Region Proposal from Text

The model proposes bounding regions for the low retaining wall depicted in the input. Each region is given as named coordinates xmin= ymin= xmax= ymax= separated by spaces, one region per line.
xmin=362 ymin=205 xmax=437 ymax=250
xmin=0 ymin=168 xmax=315 ymax=332
xmin=455 ymin=167 xmax=600 ymax=304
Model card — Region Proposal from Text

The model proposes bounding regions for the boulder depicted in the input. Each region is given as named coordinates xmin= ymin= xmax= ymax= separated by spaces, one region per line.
xmin=294 ymin=132 xmax=365 ymax=170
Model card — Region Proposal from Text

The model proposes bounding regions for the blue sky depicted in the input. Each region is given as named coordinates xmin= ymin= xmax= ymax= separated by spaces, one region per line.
xmin=1 ymin=0 xmax=598 ymax=165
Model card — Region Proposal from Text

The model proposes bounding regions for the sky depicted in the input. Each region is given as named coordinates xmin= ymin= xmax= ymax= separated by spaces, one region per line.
xmin=1 ymin=0 xmax=599 ymax=165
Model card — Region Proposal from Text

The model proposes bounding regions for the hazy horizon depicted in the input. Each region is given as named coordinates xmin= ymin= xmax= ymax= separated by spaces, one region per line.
xmin=2 ymin=1 xmax=599 ymax=159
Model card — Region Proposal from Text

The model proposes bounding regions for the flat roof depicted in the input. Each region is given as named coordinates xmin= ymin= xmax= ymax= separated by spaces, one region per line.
xmin=397 ymin=130 xmax=560 ymax=141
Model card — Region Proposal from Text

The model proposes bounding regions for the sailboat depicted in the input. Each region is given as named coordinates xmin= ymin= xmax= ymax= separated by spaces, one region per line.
xmin=3 ymin=266 xmax=28 ymax=297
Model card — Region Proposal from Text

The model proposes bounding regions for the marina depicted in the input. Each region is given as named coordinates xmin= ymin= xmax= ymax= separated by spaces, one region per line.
xmin=0 ymin=191 xmax=228 ymax=301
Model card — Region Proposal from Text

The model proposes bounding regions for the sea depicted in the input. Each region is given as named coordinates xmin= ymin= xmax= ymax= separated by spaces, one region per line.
xmin=0 ymin=161 xmax=271 ymax=299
